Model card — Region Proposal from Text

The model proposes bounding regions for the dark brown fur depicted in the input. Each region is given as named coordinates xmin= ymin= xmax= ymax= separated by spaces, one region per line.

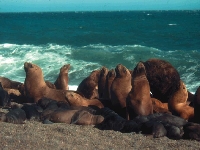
xmin=143 ymin=58 xmax=180 ymax=103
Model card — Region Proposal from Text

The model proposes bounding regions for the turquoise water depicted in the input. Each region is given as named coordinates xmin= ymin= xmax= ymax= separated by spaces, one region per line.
xmin=0 ymin=11 xmax=200 ymax=92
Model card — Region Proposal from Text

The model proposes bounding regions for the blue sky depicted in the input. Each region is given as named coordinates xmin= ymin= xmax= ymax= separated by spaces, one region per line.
xmin=0 ymin=0 xmax=200 ymax=12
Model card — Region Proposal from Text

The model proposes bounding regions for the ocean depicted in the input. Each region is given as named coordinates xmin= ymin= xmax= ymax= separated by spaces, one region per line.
xmin=0 ymin=11 xmax=200 ymax=93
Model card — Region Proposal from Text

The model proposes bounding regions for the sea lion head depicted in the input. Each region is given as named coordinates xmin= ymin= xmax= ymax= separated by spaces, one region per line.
xmin=24 ymin=62 xmax=43 ymax=78
xmin=107 ymin=69 xmax=116 ymax=78
xmin=100 ymin=66 xmax=109 ymax=78
xmin=132 ymin=61 xmax=146 ymax=78
xmin=115 ymin=64 xmax=130 ymax=78
xmin=60 ymin=64 xmax=70 ymax=74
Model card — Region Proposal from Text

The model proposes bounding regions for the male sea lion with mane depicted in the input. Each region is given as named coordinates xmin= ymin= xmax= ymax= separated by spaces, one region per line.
xmin=143 ymin=58 xmax=180 ymax=103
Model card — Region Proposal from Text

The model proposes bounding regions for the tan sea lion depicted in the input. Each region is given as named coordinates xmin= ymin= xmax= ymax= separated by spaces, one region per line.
xmin=49 ymin=109 xmax=104 ymax=125
xmin=77 ymin=69 xmax=100 ymax=99
xmin=168 ymin=80 xmax=194 ymax=121
xmin=98 ymin=66 xmax=109 ymax=99
xmin=104 ymin=69 xmax=115 ymax=99
xmin=126 ymin=62 xmax=153 ymax=120
xmin=0 ymin=76 xmax=22 ymax=89
xmin=54 ymin=64 xmax=70 ymax=90
xmin=110 ymin=64 xmax=131 ymax=118
xmin=24 ymin=62 xmax=72 ymax=103
xmin=151 ymin=98 xmax=171 ymax=114
xmin=143 ymin=58 xmax=180 ymax=103
xmin=65 ymin=91 xmax=104 ymax=109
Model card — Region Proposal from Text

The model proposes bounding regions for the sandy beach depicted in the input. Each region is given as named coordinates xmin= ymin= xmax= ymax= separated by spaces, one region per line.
xmin=0 ymin=120 xmax=200 ymax=150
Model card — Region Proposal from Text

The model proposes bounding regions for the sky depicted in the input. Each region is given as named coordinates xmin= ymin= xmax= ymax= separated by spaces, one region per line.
xmin=0 ymin=0 xmax=200 ymax=12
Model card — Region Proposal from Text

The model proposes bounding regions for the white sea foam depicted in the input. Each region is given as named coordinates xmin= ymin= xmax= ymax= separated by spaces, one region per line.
xmin=0 ymin=43 xmax=200 ymax=93
xmin=168 ymin=24 xmax=177 ymax=26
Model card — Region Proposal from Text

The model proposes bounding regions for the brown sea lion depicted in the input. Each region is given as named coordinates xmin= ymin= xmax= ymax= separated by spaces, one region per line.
xmin=54 ymin=64 xmax=70 ymax=90
xmin=194 ymin=86 xmax=200 ymax=123
xmin=143 ymin=58 xmax=180 ymax=103
xmin=45 ymin=81 xmax=56 ymax=89
xmin=110 ymin=64 xmax=132 ymax=118
xmin=65 ymin=91 xmax=104 ymax=109
xmin=98 ymin=66 xmax=109 ymax=99
xmin=24 ymin=62 xmax=72 ymax=103
xmin=168 ymin=80 xmax=194 ymax=121
xmin=49 ymin=109 xmax=104 ymax=125
xmin=104 ymin=69 xmax=115 ymax=99
xmin=77 ymin=69 xmax=100 ymax=99
xmin=151 ymin=98 xmax=170 ymax=114
xmin=0 ymin=76 xmax=22 ymax=89
xmin=126 ymin=62 xmax=153 ymax=120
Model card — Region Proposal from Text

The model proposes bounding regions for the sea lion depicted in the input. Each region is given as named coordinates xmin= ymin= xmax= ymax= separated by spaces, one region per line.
xmin=104 ymin=69 xmax=115 ymax=99
xmin=168 ymin=80 xmax=194 ymax=121
xmin=24 ymin=62 xmax=71 ymax=103
xmin=0 ymin=82 xmax=10 ymax=107
xmin=49 ymin=109 xmax=104 ymax=125
xmin=45 ymin=81 xmax=56 ymax=89
xmin=77 ymin=69 xmax=100 ymax=99
xmin=0 ymin=76 xmax=22 ymax=89
xmin=183 ymin=122 xmax=200 ymax=141
xmin=0 ymin=108 xmax=26 ymax=124
xmin=54 ymin=64 xmax=70 ymax=90
xmin=143 ymin=58 xmax=180 ymax=103
xmin=65 ymin=91 xmax=104 ymax=109
xmin=126 ymin=62 xmax=153 ymax=120
xmin=141 ymin=121 xmax=167 ymax=138
xmin=21 ymin=103 xmax=42 ymax=121
xmin=95 ymin=107 xmax=139 ymax=133
xmin=98 ymin=66 xmax=109 ymax=99
xmin=110 ymin=64 xmax=131 ymax=118
xmin=194 ymin=86 xmax=200 ymax=123
xmin=151 ymin=98 xmax=170 ymax=114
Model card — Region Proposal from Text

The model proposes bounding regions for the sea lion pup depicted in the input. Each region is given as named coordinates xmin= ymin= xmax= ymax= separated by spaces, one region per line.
xmin=168 ymin=80 xmax=194 ymax=121
xmin=0 ymin=82 xmax=10 ymax=107
xmin=126 ymin=62 xmax=153 ymax=120
xmin=110 ymin=64 xmax=131 ymax=118
xmin=0 ymin=76 xmax=22 ymax=89
xmin=183 ymin=122 xmax=200 ymax=141
xmin=104 ymin=69 xmax=115 ymax=99
xmin=21 ymin=103 xmax=43 ymax=121
xmin=65 ymin=91 xmax=104 ymax=109
xmin=54 ymin=64 xmax=70 ymax=90
xmin=95 ymin=107 xmax=139 ymax=133
xmin=194 ymin=86 xmax=200 ymax=123
xmin=24 ymin=62 xmax=72 ymax=103
xmin=77 ymin=69 xmax=100 ymax=99
xmin=151 ymin=98 xmax=171 ymax=114
xmin=98 ymin=66 xmax=109 ymax=99
xmin=143 ymin=58 xmax=180 ymax=103
xmin=0 ymin=108 xmax=26 ymax=124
